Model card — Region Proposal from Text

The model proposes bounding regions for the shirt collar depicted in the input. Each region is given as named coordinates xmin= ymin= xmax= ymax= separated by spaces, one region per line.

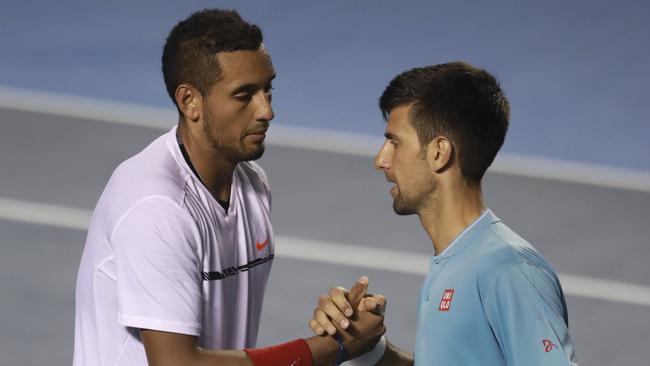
xmin=435 ymin=209 xmax=501 ymax=258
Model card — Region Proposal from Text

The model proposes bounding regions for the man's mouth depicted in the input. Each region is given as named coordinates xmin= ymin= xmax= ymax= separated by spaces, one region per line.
xmin=245 ymin=128 xmax=268 ymax=142
xmin=248 ymin=128 xmax=268 ymax=135
xmin=246 ymin=133 xmax=266 ymax=143
xmin=247 ymin=129 xmax=267 ymax=136
xmin=385 ymin=177 xmax=398 ymax=196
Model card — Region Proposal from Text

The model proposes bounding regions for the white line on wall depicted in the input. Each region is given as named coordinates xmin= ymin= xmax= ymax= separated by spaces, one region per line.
xmin=1 ymin=196 xmax=649 ymax=308
xmin=1 ymin=86 xmax=649 ymax=193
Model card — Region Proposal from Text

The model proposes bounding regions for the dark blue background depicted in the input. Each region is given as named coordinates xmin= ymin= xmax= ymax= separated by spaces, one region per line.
xmin=2 ymin=0 xmax=648 ymax=170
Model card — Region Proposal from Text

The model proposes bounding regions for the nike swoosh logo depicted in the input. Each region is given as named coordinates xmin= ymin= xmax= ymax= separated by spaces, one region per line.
xmin=256 ymin=239 xmax=269 ymax=251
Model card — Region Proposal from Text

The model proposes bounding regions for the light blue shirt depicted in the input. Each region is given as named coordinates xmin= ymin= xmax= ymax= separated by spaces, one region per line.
xmin=414 ymin=210 xmax=577 ymax=365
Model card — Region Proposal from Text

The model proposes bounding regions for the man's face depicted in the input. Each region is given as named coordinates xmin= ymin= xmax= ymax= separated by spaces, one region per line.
xmin=201 ymin=47 xmax=275 ymax=162
xmin=375 ymin=105 xmax=437 ymax=215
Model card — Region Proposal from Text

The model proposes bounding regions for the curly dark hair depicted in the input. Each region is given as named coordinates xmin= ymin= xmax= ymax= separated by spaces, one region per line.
xmin=379 ymin=61 xmax=510 ymax=185
xmin=162 ymin=9 xmax=263 ymax=108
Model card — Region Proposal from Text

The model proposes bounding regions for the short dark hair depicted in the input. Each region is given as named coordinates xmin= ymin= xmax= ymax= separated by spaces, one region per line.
xmin=379 ymin=61 xmax=510 ymax=184
xmin=162 ymin=9 xmax=263 ymax=108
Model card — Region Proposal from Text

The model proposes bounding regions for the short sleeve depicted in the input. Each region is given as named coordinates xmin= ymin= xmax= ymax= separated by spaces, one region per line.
xmin=483 ymin=263 xmax=577 ymax=366
xmin=112 ymin=197 xmax=203 ymax=336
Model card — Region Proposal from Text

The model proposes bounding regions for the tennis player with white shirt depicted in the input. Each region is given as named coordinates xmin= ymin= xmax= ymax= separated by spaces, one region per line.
xmin=310 ymin=62 xmax=578 ymax=365
xmin=73 ymin=9 xmax=385 ymax=366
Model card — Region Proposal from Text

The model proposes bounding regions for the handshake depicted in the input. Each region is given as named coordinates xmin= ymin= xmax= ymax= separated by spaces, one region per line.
xmin=305 ymin=276 xmax=388 ymax=365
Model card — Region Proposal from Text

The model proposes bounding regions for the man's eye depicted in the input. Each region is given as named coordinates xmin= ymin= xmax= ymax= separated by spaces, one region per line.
xmin=234 ymin=93 xmax=252 ymax=101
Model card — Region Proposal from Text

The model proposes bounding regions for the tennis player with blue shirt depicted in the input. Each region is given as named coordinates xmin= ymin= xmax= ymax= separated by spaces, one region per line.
xmin=308 ymin=62 xmax=578 ymax=365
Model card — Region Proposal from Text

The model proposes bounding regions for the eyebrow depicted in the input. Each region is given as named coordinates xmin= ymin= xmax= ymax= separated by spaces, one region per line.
xmin=384 ymin=132 xmax=398 ymax=140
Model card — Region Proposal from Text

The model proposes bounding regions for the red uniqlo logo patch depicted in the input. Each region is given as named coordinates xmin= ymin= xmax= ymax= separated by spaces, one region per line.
xmin=438 ymin=289 xmax=455 ymax=311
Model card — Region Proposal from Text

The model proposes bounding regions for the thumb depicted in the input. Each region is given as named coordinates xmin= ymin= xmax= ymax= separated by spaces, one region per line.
xmin=346 ymin=276 xmax=369 ymax=309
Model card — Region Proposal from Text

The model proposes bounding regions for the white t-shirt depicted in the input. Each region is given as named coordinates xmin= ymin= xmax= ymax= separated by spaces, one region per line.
xmin=73 ymin=126 xmax=274 ymax=366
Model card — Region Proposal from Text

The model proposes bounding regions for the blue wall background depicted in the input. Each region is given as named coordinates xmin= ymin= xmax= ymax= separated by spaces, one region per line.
xmin=2 ymin=0 xmax=649 ymax=170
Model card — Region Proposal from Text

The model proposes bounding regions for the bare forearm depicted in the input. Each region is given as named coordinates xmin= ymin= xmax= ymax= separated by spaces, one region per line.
xmin=376 ymin=341 xmax=414 ymax=366
xmin=145 ymin=345 xmax=252 ymax=366
xmin=142 ymin=329 xmax=342 ymax=366
xmin=141 ymin=329 xmax=252 ymax=366
xmin=195 ymin=348 xmax=253 ymax=366
xmin=196 ymin=336 xmax=338 ymax=366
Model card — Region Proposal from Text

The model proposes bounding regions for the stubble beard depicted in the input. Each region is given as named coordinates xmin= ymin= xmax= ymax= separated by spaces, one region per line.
xmin=392 ymin=190 xmax=418 ymax=216
xmin=203 ymin=113 xmax=265 ymax=162
xmin=392 ymin=174 xmax=437 ymax=216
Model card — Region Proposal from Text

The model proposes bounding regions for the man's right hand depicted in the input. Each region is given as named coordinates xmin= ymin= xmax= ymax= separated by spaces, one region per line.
xmin=308 ymin=276 xmax=387 ymax=359
xmin=309 ymin=276 xmax=386 ymax=336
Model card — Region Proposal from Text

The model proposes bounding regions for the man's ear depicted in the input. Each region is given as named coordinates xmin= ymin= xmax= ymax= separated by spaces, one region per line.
xmin=426 ymin=136 xmax=454 ymax=173
xmin=175 ymin=84 xmax=202 ymax=122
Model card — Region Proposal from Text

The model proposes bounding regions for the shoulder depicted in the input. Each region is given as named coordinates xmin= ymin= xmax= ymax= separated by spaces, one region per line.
xmin=474 ymin=223 xmax=561 ymax=296
xmin=102 ymin=132 xmax=188 ymax=209
xmin=482 ymin=261 xmax=562 ymax=299
xmin=93 ymin=131 xmax=192 ymax=232
xmin=471 ymin=225 xmax=565 ymax=316
xmin=110 ymin=196 xmax=199 ymax=249
xmin=114 ymin=196 xmax=192 ymax=229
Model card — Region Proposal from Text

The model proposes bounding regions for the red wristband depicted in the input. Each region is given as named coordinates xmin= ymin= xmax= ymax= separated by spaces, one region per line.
xmin=244 ymin=339 xmax=313 ymax=366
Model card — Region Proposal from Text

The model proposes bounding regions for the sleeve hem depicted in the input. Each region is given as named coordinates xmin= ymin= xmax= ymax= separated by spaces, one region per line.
xmin=118 ymin=314 xmax=201 ymax=336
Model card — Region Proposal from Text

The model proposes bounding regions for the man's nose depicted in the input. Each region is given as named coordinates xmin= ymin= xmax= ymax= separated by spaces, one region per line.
xmin=255 ymin=92 xmax=274 ymax=122
xmin=374 ymin=141 xmax=391 ymax=170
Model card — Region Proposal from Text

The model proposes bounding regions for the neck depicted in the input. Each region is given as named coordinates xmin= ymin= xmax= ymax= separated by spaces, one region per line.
xmin=178 ymin=122 xmax=236 ymax=202
xmin=418 ymin=181 xmax=486 ymax=255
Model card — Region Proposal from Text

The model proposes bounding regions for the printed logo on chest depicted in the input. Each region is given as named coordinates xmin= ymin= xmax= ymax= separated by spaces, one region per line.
xmin=542 ymin=339 xmax=558 ymax=352
xmin=256 ymin=238 xmax=269 ymax=251
xmin=438 ymin=289 xmax=455 ymax=311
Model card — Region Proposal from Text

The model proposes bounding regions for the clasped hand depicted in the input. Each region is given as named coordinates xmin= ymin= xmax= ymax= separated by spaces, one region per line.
xmin=309 ymin=276 xmax=387 ymax=360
